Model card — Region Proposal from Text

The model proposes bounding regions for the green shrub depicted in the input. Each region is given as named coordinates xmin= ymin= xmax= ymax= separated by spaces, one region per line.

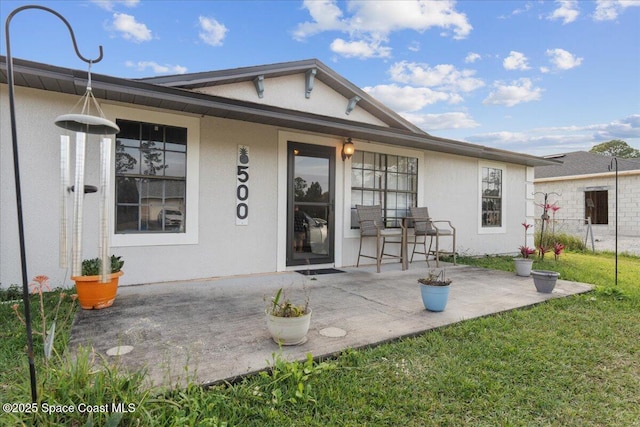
xmin=0 ymin=284 xmax=23 ymax=301
xmin=535 ymin=232 xmax=586 ymax=251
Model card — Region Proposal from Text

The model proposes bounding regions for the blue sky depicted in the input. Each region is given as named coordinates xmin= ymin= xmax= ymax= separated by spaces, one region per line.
xmin=2 ymin=0 xmax=639 ymax=156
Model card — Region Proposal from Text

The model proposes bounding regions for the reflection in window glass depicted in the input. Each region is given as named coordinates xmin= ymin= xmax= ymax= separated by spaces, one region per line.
xmin=481 ymin=167 xmax=502 ymax=227
xmin=351 ymin=151 xmax=418 ymax=228
xmin=115 ymin=119 xmax=187 ymax=233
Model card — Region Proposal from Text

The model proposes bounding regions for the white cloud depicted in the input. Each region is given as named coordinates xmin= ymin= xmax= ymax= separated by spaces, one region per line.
xmin=363 ymin=84 xmax=458 ymax=112
xmin=408 ymin=41 xmax=421 ymax=52
xmin=91 ymin=0 xmax=139 ymax=11
xmin=330 ymin=38 xmax=391 ymax=59
xmin=483 ymin=78 xmax=543 ymax=107
xmin=389 ymin=61 xmax=485 ymax=93
xmin=548 ymin=0 xmax=580 ymax=24
xmin=111 ymin=13 xmax=152 ymax=42
xmin=125 ymin=61 xmax=187 ymax=75
xmin=465 ymin=114 xmax=640 ymax=155
xmin=594 ymin=0 xmax=640 ymax=21
xmin=401 ymin=112 xmax=480 ymax=130
xmin=465 ymin=52 xmax=481 ymax=63
xmin=509 ymin=2 xmax=533 ymax=16
xmin=198 ymin=16 xmax=228 ymax=46
xmin=503 ymin=51 xmax=530 ymax=71
xmin=467 ymin=131 xmax=591 ymax=155
xmin=293 ymin=0 xmax=472 ymax=58
xmin=292 ymin=0 xmax=346 ymax=40
xmin=546 ymin=48 xmax=583 ymax=70
xmin=591 ymin=114 xmax=640 ymax=139
xmin=295 ymin=0 xmax=472 ymax=39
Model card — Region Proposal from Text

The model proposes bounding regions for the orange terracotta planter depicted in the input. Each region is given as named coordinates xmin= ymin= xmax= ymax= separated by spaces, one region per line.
xmin=72 ymin=271 xmax=123 ymax=310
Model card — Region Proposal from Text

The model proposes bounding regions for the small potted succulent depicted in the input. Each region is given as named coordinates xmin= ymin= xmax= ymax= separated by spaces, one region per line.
xmin=265 ymin=288 xmax=311 ymax=345
xmin=72 ymin=255 xmax=124 ymax=310
xmin=418 ymin=269 xmax=451 ymax=312
xmin=514 ymin=222 xmax=536 ymax=276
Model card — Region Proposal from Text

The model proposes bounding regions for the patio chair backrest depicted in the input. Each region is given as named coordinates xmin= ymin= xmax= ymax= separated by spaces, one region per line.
xmin=410 ymin=206 xmax=434 ymax=234
xmin=356 ymin=205 xmax=383 ymax=236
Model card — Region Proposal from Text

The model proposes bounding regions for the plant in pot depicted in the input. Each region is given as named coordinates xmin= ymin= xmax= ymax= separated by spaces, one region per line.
xmin=72 ymin=255 xmax=124 ymax=310
xmin=515 ymin=246 xmax=536 ymax=277
xmin=514 ymin=222 xmax=536 ymax=276
xmin=265 ymin=287 xmax=311 ymax=345
xmin=418 ymin=269 xmax=451 ymax=312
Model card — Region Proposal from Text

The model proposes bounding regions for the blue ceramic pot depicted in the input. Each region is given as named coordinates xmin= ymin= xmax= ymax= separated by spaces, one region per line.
xmin=420 ymin=283 xmax=450 ymax=312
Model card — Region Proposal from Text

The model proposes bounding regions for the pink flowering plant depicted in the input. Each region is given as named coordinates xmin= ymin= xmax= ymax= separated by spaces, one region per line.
xmin=538 ymin=245 xmax=550 ymax=260
xmin=535 ymin=199 xmax=566 ymax=261
xmin=519 ymin=246 xmax=536 ymax=259
xmin=519 ymin=222 xmax=536 ymax=258
xmin=12 ymin=274 xmax=78 ymax=361
xmin=553 ymin=243 xmax=565 ymax=261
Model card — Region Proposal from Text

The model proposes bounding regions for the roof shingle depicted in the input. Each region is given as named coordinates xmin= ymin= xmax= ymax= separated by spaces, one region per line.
xmin=535 ymin=151 xmax=640 ymax=179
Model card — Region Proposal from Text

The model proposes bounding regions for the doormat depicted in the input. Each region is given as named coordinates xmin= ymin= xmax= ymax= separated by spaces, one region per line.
xmin=296 ymin=268 xmax=346 ymax=276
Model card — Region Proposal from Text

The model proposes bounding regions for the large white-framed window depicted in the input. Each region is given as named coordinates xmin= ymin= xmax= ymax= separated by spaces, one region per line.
xmin=344 ymin=143 xmax=424 ymax=238
xmin=115 ymin=119 xmax=187 ymax=234
xmin=103 ymin=104 xmax=200 ymax=246
xmin=479 ymin=161 xmax=506 ymax=234
xmin=350 ymin=150 xmax=418 ymax=228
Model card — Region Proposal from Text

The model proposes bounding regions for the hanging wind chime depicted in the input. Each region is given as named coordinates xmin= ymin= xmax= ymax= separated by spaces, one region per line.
xmin=56 ymin=62 xmax=119 ymax=283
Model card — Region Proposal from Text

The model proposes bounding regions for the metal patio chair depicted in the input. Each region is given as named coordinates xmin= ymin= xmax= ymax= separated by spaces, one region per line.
xmin=409 ymin=206 xmax=456 ymax=267
xmin=356 ymin=205 xmax=404 ymax=273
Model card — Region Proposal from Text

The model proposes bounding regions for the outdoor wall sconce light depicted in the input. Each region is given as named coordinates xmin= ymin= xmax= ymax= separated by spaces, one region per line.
xmin=342 ymin=137 xmax=355 ymax=161
xmin=5 ymin=4 xmax=117 ymax=403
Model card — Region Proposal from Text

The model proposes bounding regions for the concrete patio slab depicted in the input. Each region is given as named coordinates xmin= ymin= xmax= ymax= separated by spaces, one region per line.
xmin=69 ymin=264 xmax=593 ymax=388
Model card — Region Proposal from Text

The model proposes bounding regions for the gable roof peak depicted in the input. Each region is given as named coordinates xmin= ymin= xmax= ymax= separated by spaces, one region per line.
xmin=138 ymin=58 xmax=425 ymax=134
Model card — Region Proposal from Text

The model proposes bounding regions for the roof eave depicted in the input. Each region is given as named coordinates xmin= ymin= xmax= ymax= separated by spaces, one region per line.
xmin=1 ymin=56 xmax=557 ymax=167
xmin=137 ymin=58 xmax=427 ymax=134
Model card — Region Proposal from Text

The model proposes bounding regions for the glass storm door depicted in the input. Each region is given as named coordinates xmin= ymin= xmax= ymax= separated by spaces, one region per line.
xmin=287 ymin=142 xmax=335 ymax=266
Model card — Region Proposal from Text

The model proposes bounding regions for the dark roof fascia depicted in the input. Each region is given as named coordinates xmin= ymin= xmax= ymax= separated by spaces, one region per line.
xmin=138 ymin=58 xmax=322 ymax=87
xmin=1 ymin=56 xmax=558 ymax=167
xmin=138 ymin=58 xmax=426 ymax=134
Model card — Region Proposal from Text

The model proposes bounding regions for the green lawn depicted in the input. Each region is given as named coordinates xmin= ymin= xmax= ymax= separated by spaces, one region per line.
xmin=2 ymin=251 xmax=639 ymax=426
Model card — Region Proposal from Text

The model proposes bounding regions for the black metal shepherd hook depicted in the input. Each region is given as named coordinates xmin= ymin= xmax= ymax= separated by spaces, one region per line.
xmin=5 ymin=4 xmax=104 ymax=403
xmin=533 ymin=191 xmax=560 ymax=248
xmin=608 ymin=157 xmax=619 ymax=286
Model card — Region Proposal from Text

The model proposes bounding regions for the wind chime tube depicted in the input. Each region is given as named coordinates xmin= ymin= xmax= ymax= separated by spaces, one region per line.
xmin=60 ymin=136 xmax=70 ymax=268
xmin=72 ymin=132 xmax=86 ymax=277
xmin=99 ymin=137 xmax=112 ymax=283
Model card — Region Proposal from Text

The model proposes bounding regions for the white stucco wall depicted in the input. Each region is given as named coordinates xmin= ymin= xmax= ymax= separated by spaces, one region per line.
xmin=1 ymin=84 xmax=534 ymax=289
xmin=339 ymin=147 xmax=533 ymax=265
xmin=419 ymin=153 xmax=533 ymax=257
xmin=1 ymin=86 xmax=285 ymax=288
xmin=1 ymin=86 xmax=82 ymax=289
xmin=196 ymin=74 xmax=389 ymax=127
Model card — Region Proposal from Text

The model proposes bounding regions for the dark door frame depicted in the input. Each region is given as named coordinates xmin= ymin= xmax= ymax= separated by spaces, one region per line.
xmin=286 ymin=141 xmax=335 ymax=266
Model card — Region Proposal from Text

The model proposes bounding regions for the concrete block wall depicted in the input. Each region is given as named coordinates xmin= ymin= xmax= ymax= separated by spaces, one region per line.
xmin=535 ymin=172 xmax=640 ymax=237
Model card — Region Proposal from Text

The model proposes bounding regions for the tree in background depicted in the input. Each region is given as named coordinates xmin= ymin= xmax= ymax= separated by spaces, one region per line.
xmin=590 ymin=140 xmax=640 ymax=158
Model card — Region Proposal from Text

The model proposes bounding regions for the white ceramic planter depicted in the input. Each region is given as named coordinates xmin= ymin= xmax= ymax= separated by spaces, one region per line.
xmin=266 ymin=309 xmax=312 ymax=345
xmin=514 ymin=258 xmax=534 ymax=277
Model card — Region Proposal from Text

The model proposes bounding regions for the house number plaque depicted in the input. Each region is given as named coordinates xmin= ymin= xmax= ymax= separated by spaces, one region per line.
xmin=236 ymin=145 xmax=250 ymax=225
